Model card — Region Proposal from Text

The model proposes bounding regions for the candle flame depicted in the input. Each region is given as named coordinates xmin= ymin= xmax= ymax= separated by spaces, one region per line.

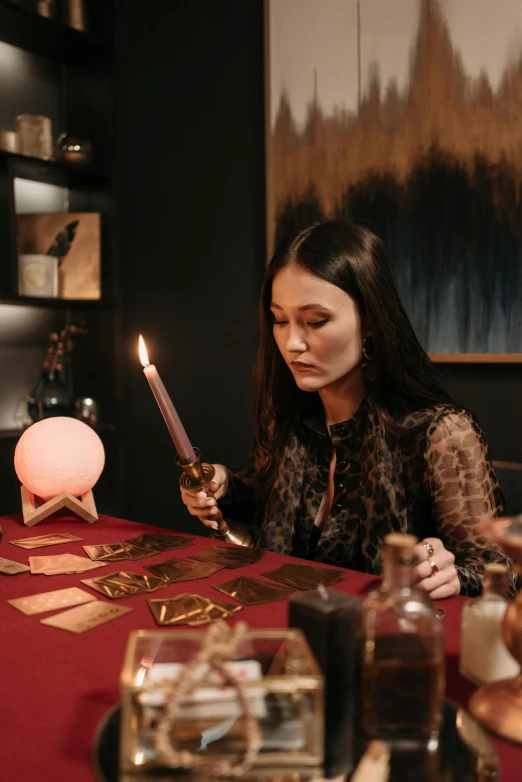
xmin=138 ymin=335 xmax=150 ymax=367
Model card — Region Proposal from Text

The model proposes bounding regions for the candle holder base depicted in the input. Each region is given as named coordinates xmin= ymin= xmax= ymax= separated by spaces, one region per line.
xmin=210 ymin=519 xmax=255 ymax=547
xmin=177 ymin=449 xmax=255 ymax=548
xmin=20 ymin=484 xmax=98 ymax=526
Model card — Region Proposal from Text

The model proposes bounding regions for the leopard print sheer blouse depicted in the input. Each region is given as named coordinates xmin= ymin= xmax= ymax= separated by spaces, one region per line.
xmin=220 ymin=398 xmax=515 ymax=596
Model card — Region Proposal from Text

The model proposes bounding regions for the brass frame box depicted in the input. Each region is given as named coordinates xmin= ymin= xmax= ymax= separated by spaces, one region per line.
xmin=120 ymin=628 xmax=324 ymax=776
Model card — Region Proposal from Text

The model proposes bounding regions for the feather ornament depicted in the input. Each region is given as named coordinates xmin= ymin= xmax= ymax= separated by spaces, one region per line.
xmin=46 ymin=219 xmax=79 ymax=264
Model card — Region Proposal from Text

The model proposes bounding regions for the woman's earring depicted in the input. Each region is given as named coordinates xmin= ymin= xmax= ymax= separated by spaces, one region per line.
xmin=362 ymin=335 xmax=378 ymax=380
xmin=362 ymin=335 xmax=373 ymax=366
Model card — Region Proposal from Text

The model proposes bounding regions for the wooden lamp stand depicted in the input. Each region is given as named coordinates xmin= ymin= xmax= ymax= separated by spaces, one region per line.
xmin=20 ymin=485 xmax=98 ymax=527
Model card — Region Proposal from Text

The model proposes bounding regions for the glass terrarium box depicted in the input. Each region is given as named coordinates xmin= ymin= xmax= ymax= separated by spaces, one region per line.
xmin=119 ymin=628 xmax=324 ymax=778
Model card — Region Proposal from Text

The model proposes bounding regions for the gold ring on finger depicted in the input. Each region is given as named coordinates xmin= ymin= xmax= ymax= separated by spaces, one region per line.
xmin=422 ymin=540 xmax=435 ymax=558
xmin=430 ymin=560 xmax=438 ymax=576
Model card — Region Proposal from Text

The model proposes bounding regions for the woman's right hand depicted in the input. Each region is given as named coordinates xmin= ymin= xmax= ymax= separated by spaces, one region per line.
xmin=180 ymin=463 xmax=229 ymax=530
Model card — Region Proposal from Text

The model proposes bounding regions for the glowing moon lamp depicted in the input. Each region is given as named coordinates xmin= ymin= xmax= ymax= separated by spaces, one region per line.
xmin=14 ymin=417 xmax=105 ymax=526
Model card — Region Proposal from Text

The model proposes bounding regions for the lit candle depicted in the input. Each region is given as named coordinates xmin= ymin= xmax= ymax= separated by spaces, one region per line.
xmin=138 ymin=335 xmax=197 ymax=464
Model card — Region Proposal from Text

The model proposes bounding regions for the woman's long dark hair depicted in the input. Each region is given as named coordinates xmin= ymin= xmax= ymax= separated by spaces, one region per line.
xmin=253 ymin=219 xmax=455 ymax=483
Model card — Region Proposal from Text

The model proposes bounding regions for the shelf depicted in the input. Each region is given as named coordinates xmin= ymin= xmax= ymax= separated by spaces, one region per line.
xmin=0 ymin=422 xmax=117 ymax=440
xmin=1 ymin=149 xmax=110 ymax=188
xmin=0 ymin=1 xmax=107 ymax=64
xmin=0 ymin=296 xmax=113 ymax=310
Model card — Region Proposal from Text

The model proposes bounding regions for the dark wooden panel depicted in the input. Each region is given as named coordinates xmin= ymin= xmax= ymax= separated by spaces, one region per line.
xmin=114 ymin=0 xmax=266 ymax=529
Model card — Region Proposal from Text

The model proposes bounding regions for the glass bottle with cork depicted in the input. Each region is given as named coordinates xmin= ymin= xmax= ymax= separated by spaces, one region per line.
xmin=460 ymin=562 xmax=520 ymax=686
xmin=362 ymin=532 xmax=445 ymax=740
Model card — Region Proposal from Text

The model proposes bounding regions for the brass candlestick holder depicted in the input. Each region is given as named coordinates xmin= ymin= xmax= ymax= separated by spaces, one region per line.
xmin=176 ymin=448 xmax=254 ymax=547
xmin=468 ymin=517 xmax=522 ymax=743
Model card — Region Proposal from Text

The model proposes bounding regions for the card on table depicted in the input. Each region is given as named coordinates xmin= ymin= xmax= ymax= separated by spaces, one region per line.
xmin=82 ymin=542 xmax=155 ymax=562
xmin=144 ymin=557 xmax=224 ymax=583
xmin=81 ymin=570 xmax=165 ymax=598
xmin=9 ymin=532 xmax=83 ymax=550
xmin=261 ymin=563 xmax=345 ymax=590
xmin=8 ymin=586 xmax=96 ymax=615
xmin=0 ymin=557 xmax=30 ymax=575
xmin=189 ymin=545 xmax=264 ymax=569
xmin=125 ymin=533 xmax=195 ymax=552
xmin=40 ymin=600 xmax=132 ymax=633
xmin=29 ymin=554 xmax=109 ymax=575
xmin=213 ymin=576 xmax=295 ymax=606
xmin=148 ymin=593 xmax=242 ymax=627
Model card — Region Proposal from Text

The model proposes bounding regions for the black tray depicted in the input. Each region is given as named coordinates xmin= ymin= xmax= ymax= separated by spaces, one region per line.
xmin=93 ymin=699 xmax=499 ymax=782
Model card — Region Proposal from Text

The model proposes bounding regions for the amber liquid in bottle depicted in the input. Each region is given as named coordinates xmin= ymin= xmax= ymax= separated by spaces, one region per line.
xmin=362 ymin=533 xmax=445 ymax=740
xmin=364 ymin=632 xmax=443 ymax=736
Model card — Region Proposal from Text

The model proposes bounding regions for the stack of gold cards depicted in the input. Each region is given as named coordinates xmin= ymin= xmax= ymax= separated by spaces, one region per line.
xmin=29 ymin=553 xmax=109 ymax=575
xmin=144 ymin=557 xmax=224 ymax=584
xmin=189 ymin=544 xmax=264 ymax=569
xmin=214 ymin=576 xmax=295 ymax=605
xmin=0 ymin=557 xmax=30 ymax=575
xmin=148 ymin=593 xmax=242 ymax=626
xmin=81 ymin=570 xmax=165 ymax=599
xmin=9 ymin=532 xmax=83 ymax=549
xmin=261 ymin=563 xmax=345 ymax=590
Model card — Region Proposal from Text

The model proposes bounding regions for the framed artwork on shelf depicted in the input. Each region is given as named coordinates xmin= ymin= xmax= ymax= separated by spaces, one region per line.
xmin=16 ymin=212 xmax=101 ymax=300
xmin=265 ymin=0 xmax=522 ymax=361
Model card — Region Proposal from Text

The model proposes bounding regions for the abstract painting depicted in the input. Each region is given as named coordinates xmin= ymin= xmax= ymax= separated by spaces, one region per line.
xmin=266 ymin=0 xmax=522 ymax=358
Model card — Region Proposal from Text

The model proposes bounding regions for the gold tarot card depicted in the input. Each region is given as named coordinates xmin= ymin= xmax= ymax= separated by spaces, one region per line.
xmin=10 ymin=532 xmax=83 ymax=549
xmin=261 ymin=563 xmax=345 ymax=590
xmin=81 ymin=578 xmax=128 ymax=599
xmin=29 ymin=554 xmax=108 ymax=575
xmin=125 ymin=532 xmax=195 ymax=552
xmin=0 ymin=557 xmax=30 ymax=575
xmin=148 ymin=593 xmax=242 ymax=626
xmin=81 ymin=570 xmax=164 ymax=598
xmin=8 ymin=586 xmax=96 ymax=615
xmin=40 ymin=600 xmax=132 ymax=633
xmin=144 ymin=557 xmax=224 ymax=583
xmin=213 ymin=576 xmax=295 ymax=605
xmin=82 ymin=543 xmax=130 ymax=561
xmin=189 ymin=544 xmax=263 ymax=569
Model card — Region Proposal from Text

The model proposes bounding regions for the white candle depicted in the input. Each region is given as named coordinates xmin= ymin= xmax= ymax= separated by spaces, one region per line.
xmin=138 ymin=335 xmax=197 ymax=464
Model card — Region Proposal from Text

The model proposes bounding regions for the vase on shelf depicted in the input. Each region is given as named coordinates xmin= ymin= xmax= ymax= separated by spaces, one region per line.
xmin=27 ymin=368 xmax=72 ymax=422
xmin=15 ymin=114 xmax=53 ymax=160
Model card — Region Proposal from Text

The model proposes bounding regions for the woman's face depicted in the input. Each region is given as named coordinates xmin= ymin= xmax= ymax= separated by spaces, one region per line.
xmin=270 ymin=263 xmax=366 ymax=394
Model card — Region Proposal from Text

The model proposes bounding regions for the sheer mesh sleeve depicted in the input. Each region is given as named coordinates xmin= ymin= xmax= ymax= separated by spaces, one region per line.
xmin=218 ymin=442 xmax=269 ymax=529
xmin=425 ymin=410 xmax=516 ymax=596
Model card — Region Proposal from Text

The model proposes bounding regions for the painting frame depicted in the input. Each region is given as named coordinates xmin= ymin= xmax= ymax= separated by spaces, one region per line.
xmin=264 ymin=0 xmax=522 ymax=363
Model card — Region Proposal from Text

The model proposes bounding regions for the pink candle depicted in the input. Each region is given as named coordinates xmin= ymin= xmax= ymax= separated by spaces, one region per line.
xmin=138 ymin=335 xmax=197 ymax=464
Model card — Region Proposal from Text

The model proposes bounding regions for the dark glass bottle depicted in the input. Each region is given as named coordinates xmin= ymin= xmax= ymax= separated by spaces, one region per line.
xmin=27 ymin=342 xmax=72 ymax=421
xmin=362 ymin=533 xmax=445 ymax=740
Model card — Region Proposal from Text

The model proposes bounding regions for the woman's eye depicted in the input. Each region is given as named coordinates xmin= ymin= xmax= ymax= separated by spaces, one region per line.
xmin=273 ymin=319 xmax=288 ymax=326
xmin=308 ymin=319 xmax=328 ymax=329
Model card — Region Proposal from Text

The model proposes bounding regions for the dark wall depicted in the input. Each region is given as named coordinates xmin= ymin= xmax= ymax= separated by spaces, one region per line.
xmin=114 ymin=1 xmax=265 ymax=531
xmin=435 ymin=363 xmax=522 ymax=515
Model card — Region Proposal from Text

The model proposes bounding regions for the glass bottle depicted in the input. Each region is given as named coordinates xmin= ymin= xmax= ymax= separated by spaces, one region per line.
xmin=27 ymin=341 xmax=72 ymax=421
xmin=362 ymin=533 xmax=445 ymax=740
xmin=460 ymin=563 xmax=520 ymax=686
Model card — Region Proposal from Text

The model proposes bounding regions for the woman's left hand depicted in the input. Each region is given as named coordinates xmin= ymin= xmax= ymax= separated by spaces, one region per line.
xmin=413 ymin=537 xmax=460 ymax=599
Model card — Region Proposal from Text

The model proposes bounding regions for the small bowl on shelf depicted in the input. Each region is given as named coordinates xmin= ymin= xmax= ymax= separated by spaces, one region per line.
xmin=54 ymin=133 xmax=93 ymax=165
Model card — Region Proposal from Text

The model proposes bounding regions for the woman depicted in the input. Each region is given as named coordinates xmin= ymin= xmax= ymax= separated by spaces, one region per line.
xmin=181 ymin=219 xmax=515 ymax=598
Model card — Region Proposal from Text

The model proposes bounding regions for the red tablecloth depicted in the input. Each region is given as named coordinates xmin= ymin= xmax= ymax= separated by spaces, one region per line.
xmin=0 ymin=512 xmax=520 ymax=782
